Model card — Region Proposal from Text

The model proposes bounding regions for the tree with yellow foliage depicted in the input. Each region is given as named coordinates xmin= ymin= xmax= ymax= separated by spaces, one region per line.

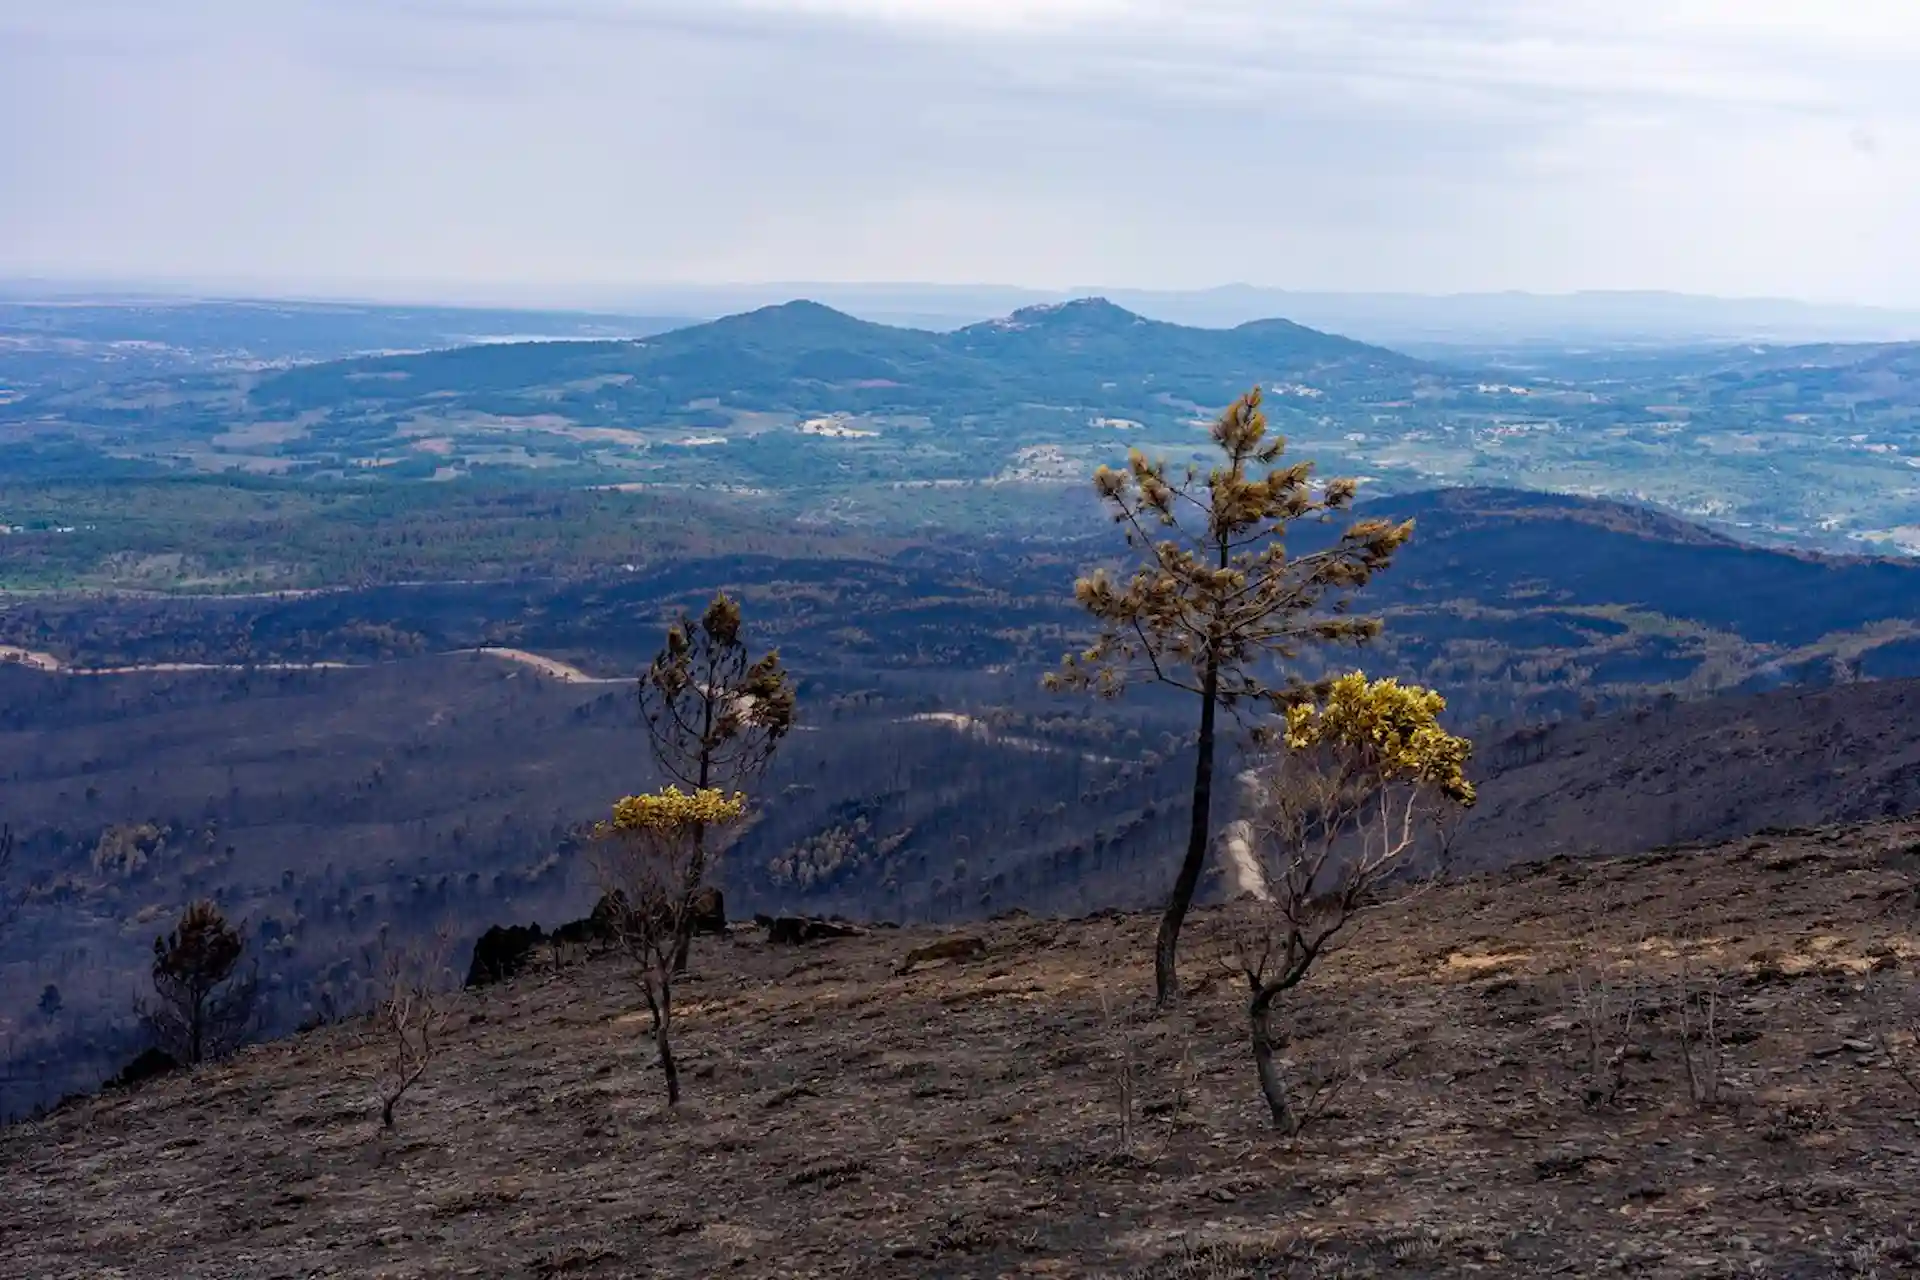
xmin=638 ymin=593 xmax=796 ymax=974
xmin=1051 ymin=388 xmax=1414 ymax=1006
xmin=1235 ymin=673 xmax=1475 ymax=1132
xmin=592 ymin=786 xmax=747 ymax=1105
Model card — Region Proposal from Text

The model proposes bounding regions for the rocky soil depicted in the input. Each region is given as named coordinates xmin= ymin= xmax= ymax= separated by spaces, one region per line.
xmin=6 ymin=820 xmax=1920 ymax=1278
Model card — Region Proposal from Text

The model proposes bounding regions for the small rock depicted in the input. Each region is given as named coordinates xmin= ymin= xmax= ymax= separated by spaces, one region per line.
xmin=757 ymin=914 xmax=862 ymax=945
xmin=898 ymin=935 xmax=988 ymax=974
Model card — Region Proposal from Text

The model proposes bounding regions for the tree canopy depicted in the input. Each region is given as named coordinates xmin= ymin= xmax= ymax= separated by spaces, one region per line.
xmin=1052 ymin=386 xmax=1414 ymax=1005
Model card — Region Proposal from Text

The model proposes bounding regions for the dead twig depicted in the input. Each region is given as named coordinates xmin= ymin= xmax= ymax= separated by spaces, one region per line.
xmin=1676 ymin=950 xmax=1725 ymax=1111
xmin=1566 ymin=892 xmax=1645 ymax=1111
xmin=371 ymin=923 xmax=457 ymax=1130
xmin=1100 ymin=987 xmax=1137 ymax=1156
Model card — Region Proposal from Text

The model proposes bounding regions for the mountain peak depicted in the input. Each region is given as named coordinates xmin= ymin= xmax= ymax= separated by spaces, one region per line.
xmin=985 ymin=296 xmax=1149 ymax=333
xmin=734 ymin=299 xmax=865 ymax=325
xmin=679 ymin=299 xmax=910 ymax=346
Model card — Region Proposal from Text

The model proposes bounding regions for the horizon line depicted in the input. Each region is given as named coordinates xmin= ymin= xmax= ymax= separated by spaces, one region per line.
xmin=6 ymin=274 xmax=1920 ymax=318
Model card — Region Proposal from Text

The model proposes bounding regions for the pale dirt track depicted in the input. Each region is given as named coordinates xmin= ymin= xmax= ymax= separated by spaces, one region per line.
xmin=0 ymin=644 xmax=622 ymax=683
xmin=462 ymin=647 xmax=627 ymax=684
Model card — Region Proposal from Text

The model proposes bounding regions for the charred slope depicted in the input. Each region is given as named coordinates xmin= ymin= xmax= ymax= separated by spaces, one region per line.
xmin=9 ymin=489 xmax=1920 ymax=710
xmin=1360 ymin=487 xmax=1920 ymax=650
xmin=7 ymin=655 xmax=1920 ymax=1118
xmin=5 ymin=819 xmax=1919 ymax=1278
xmin=0 ymin=657 xmax=1196 ymax=1118
xmin=10 ymin=489 xmax=1920 ymax=1116
xmin=1460 ymin=675 xmax=1920 ymax=868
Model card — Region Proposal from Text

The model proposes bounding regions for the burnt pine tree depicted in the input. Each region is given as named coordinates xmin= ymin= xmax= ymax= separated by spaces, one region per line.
xmin=1050 ymin=387 xmax=1413 ymax=1007
xmin=0 ymin=823 xmax=15 ymax=934
xmin=592 ymin=787 xmax=748 ymax=1106
xmin=638 ymin=593 xmax=796 ymax=971
xmin=144 ymin=899 xmax=259 ymax=1066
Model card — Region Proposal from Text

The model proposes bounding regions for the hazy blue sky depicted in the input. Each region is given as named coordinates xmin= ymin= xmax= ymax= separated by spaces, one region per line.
xmin=4 ymin=0 xmax=1918 ymax=304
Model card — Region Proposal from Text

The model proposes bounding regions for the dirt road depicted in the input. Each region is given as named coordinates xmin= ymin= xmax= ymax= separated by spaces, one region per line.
xmin=0 ymin=644 xmax=623 ymax=683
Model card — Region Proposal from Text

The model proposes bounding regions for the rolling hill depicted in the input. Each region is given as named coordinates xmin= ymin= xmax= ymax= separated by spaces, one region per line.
xmin=251 ymin=297 xmax=1435 ymax=418
xmin=9 ymin=296 xmax=1920 ymax=553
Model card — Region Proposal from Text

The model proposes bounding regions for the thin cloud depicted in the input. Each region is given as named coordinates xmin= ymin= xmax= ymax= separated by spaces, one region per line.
xmin=1 ymin=0 xmax=1915 ymax=304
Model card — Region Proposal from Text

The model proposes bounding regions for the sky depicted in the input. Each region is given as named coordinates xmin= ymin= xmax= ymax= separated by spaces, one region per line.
xmin=3 ymin=0 xmax=1919 ymax=306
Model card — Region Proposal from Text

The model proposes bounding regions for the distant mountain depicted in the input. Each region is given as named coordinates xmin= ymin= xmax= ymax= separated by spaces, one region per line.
xmin=629 ymin=300 xmax=962 ymax=390
xmin=1364 ymin=486 xmax=1742 ymax=549
xmin=13 ymin=295 xmax=1919 ymax=560
xmin=1111 ymin=287 xmax=1920 ymax=350
xmin=254 ymin=296 xmax=1438 ymax=422
xmin=1696 ymin=341 xmax=1920 ymax=410
xmin=253 ymin=295 xmax=1920 ymax=435
xmin=16 ymin=278 xmax=1920 ymax=349
xmin=947 ymin=299 xmax=1417 ymax=385
xmin=1462 ymin=339 xmax=1920 ymax=429
xmin=595 ymin=282 xmax=1920 ymax=349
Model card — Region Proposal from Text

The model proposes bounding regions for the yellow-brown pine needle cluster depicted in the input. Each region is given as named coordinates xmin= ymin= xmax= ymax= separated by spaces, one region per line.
xmin=603 ymin=786 xmax=748 ymax=835
xmin=1283 ymin=672 xmax=1476 ymax=805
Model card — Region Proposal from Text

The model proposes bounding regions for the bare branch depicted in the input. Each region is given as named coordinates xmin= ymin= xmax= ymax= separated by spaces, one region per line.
xmin=1231 ymin=679 xmax=1473 ymax=1132
xmin=372 ymin=923 xmax=458 ymax=1130
xmin=1871 ymin=971 xmax=1920 ymax=1101
xmin=1565 ymin=888 xmax=1646 ymax=1111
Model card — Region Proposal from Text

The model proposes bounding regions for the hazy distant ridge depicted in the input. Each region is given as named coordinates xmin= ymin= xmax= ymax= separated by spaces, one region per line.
xmin=594 ymin=284 xmax=1920 ymax=348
